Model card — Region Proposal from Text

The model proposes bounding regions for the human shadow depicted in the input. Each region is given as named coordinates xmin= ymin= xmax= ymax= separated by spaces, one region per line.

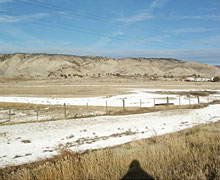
xmin=121 ymin=160 xmax=155 ymax=180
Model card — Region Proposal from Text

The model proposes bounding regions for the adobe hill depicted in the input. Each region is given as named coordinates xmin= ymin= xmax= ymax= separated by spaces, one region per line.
xmin=0 ymin=53 xmax=220 ymax=78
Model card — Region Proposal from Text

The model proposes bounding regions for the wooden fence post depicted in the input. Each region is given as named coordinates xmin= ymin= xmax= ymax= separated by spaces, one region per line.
xmin=106 ymin=100 xmax=108 ymax=114
xmin=179 ymin=96 xmax=181 ymax=106
xmin=36 ymin=106 xmax=39 ymax=121
xmin=197 ymin=96 xmax=200 ymax=104
xmin=167 ymin=97 xmax=169 ymax=106
xmin=9 ymin=108 xmax=11 ymax=121
xmin=122 ymin=99 xmax=125 ymax=111
xmin=140 ymin=99 xmax=142 ymax=109
xmin=64 ymin=103 xmax=67 ymax=119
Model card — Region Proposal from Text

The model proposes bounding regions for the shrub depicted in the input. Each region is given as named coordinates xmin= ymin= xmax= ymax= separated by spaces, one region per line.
xmin=21 ymin=139 xmax=31 ymax=143
xmin=213 ymin=76 xmax=220 ymax=82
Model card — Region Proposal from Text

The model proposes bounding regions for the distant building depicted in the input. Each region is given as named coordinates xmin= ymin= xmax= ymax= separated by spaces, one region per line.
xmin=185 ymin=77 xmax=211 ymax=82
xmin=185 ymin=77 xmax=195 ymax=82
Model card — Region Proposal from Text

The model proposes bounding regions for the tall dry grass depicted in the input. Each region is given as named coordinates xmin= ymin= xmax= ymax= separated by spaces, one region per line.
xmin=1 ymin=121 xmax=220 ymax=180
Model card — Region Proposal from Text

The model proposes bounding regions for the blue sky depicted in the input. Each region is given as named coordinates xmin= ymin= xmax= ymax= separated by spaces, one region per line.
xmin=0 ymin=0 xmax=220 ymax=64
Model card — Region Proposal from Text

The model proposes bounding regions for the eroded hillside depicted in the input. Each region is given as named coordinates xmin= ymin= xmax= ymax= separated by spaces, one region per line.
xmin=0 ymin=53 xmax=220 ymax=79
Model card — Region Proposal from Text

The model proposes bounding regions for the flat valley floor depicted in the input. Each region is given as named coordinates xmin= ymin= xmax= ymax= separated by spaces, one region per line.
xmin=0 ymin=79 xmax=220 ymax=168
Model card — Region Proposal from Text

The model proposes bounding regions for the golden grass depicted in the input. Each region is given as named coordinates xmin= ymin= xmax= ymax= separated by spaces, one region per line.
xmin=154 ymin=90 xmax=218 ymax=97
xmin=1 ymin=121 xmax=220 ymax=180
xmin=108 ymin=103 xmax=208 ymax=116
xmin=0 ymin=85 xmax=129 ymax=98
xmin=21 ymin=140 xmax=31 ymax=144
xmin=0 ymin=102 xmax=50 ymax=110
xmin=0 ymin=80 xmax=220 ymax=98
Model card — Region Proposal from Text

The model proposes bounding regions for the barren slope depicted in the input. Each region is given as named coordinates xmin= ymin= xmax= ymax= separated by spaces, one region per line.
xmin=0 ymin=53 xmax=220 ymax=78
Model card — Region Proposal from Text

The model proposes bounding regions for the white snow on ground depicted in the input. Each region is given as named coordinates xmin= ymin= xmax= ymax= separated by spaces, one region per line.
xmin=0 ymin=89 xmax=220 ymax=107
xmin=0 ymin=104 xmax=220 ymax=168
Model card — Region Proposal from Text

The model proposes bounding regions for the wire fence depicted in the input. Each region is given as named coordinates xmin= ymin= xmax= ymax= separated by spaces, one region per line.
xmin=0 ymin=95 xmax=220 ymax=124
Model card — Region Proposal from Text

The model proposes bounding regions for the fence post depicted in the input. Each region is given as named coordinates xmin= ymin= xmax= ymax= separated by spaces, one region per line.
xmin=154 ymin=98 xmax=155 ymax=107
xmin=167 ymin=97 xmax=169 ymax=106
xmin=105 ymin=100 xmax=108 ymax=114
xmin=140 ymin=99 xmax=142 ymax=109
xmin=189 ymin=96 xmax=191 ymax=105
xmin=36 ymin=106 xmax=39 ymax=121
xmin=64 ymin=103 xmax=67 ymax=119
xmin=9 ymin=108 xmax=11 ymax=121
xmin=179 ymin=96 xmax=181 ymax=106
xmin=197 ymin=96 xmax=200 ymax=104
xmin=122 ymin=99 xmax=125 ymax=111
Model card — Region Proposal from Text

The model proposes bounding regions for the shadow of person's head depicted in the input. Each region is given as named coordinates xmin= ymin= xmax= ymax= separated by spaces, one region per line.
xmin=121 ymin=160 xmax=154 ymax=180
xmin=128 ymin=160 xmax=141 ymax=172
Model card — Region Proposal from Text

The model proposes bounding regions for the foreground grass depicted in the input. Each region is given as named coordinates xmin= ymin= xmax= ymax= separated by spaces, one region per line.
xmin=1 ymin=120 xmax=220 ymax=180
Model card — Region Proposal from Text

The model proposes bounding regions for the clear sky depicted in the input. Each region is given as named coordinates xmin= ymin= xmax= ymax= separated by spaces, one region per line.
xmin=0 ymin=0 xmax=220 ymax=64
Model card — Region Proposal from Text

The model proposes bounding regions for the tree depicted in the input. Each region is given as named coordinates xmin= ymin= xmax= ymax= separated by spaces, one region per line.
xmin=213 ymin=76 xmax=220 ymax=82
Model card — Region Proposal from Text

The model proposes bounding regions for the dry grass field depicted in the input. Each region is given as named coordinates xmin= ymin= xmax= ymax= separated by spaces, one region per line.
xmin=1 ymin=119 xmax=220 ymax=180
xmin=0 ymin=80 xmax=220 ymax=98
xmin=0 ymin=83 xmax=127 ymax=98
